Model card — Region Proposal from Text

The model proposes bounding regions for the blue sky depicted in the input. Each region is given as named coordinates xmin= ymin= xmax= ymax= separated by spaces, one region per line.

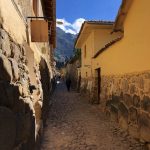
xmin=56 ymin=0 xmax=122 ymax=34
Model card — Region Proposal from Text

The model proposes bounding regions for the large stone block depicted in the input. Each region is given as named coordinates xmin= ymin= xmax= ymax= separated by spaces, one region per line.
xmin=0 ymin=106 xmax=16 ymax=150
xmin=112 ymin=82 xmax=122 ymax=96
xmin=0 ymin=82 xmax=19 ymax=109
xmin=0 ymin=53 xmax=13 ymax=81
xmin=123 ymin=94 xmax=132 ymax=107
xmin=11 ymin=42 xmax=21 ymax=61
xmin=0 ymin=82 xmax=7 ymax=105
xmin=128 ymin=124 xmax=140 ymax=139
xmin=144 ymin=72 xmax=150 ymax=79
xmin=133 ymin=94 xmax=140 ymax=108
xmin=121 ymin=79 xmax=129 ymax=93
xmin=9 ymin=58 xmax=19 ymax=81
xmin=21 ymin=46 xmax=26 ymax=56
xmin=139 ymin=111 xmax=150 ymax=142
xmin=130 ymin=84 xmax=136 ymax=94
xmin=118 ymin=116 xmax=128 ymax=131
xmin=22 ymin=81 xmax=30 ymax=97
xmin=0 ymin=48 xmax=2 ymax=53
xmin=129 ymin=107 xmax=138 ymax=124
xmin=141 ymin=96 xmax=150 ymax=113
xmin=23 ymin=64 xmax=29 ymax=74
xmin=137 ymin=76 xmax=144 ymax=89
xmin=34 ymin=101 xmax=42 ymax=123
xmin=24 ymin=97 xmax=34 ymax=113
xmin=118 ymin=102 xmax=128 ymax=130
xmin=15 ymin=112 xmax=32 ymax=145
xmin=110 ymin=104 xmax=119 ymax=122
xmin=14 ymin=97 xmax=35 ymax=147
xmin=21 ymin=55 xmax=27 ymax=64
xmin=111 ymin=94 xmax=120 ymax=107
xmin=5 ymin=83 xmax=15 ymax=108
xmin=13 ymin=97 xmax=25 ymax=113
xmin=118 ymin=102 xmax=128 ymax=118
xmin=0 ymin=29 xmax=11 ymax=57
xmin=144 ymin=79 xmax=150 ymax=93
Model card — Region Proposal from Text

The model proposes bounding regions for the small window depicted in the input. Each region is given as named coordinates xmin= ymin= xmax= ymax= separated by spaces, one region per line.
xmin=84 ymin=45 xmax=86 ymax=58
xmin=33 ymin=0 xmax=38 ymax=16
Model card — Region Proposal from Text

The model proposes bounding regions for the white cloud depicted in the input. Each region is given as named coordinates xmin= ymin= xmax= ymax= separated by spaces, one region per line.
xmin=56 ymin=18 xmax=85 ymax=35
xmin=72 ymin=18 xmax=85 ymax=33
xmin=65 ymin=29 xmax=76 ymax=35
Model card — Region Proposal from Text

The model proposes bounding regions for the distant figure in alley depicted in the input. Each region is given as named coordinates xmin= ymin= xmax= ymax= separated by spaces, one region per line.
xmin=66 ymin=77 xmax=71 ymax=91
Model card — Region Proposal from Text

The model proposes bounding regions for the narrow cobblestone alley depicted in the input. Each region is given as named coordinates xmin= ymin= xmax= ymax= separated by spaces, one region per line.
xmin=41 ymin=82 xmax=145 ymax=150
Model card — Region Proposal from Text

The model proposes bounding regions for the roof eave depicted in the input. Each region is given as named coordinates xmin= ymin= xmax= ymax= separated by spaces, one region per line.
xmin=113 ymin=0 xmax=133 ymax=31
xmin=75 ymin=21 xmax=114 ymax=49
xmin=43 ymin=0 xmax=56 ymax=48
xmin=93 ymin=35 xmax=123 ymax=58
xmin=75 ymin=22 xmax=86 ymax=49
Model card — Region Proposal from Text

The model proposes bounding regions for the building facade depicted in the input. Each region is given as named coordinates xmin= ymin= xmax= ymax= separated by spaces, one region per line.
xmin=75 ymin=21 xmax=122 ymax=102
xmin=0 ymin=0 xmax=56 ymax=149
xmin=76 ymin=0 xmax=150 ymax=143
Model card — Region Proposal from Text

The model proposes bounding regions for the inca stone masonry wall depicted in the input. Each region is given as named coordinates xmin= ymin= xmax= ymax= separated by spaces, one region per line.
xmin=0 ymin=0 xmax=54 ymax=149
xmin=0 ymin=27 xmax=51 ymax=150
xmin=80 ymin=78 xmax=96 ymax=103
xmin=101 ymin=71 xmax=150 ymax=143
xmin=80 ymin=71 xmax=150 ymax=143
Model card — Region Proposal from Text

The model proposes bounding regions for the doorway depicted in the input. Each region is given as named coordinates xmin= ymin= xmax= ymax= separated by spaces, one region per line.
xmin=95 ymin=68 xmax=101 ymax=103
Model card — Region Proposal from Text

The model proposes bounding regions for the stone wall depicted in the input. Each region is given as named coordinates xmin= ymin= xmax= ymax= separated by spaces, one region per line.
xmin=80 ymin=71 xmax=150 ymax=143
xmin=0 ymin=27 xmax=52 ymax=149
xmin=0 ymin=0 xmax=55 ymax=149
xmin=66 ymin=63 xmax=78 ymax=89
xmin=14 ymin=0 xmax=32 ymax=17
xmin=100 ymin=71 xmax=150 ymax=143
xmin=80 ymin=77 xmax=97 ymax=103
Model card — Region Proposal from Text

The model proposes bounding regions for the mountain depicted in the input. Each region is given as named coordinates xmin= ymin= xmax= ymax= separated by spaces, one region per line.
xmin=54 ymin=27 xmax=77 ymax=62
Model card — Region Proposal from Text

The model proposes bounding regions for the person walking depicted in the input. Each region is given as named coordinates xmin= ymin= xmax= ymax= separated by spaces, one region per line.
xmin=66 ymin=77 xmax=71 ymax=92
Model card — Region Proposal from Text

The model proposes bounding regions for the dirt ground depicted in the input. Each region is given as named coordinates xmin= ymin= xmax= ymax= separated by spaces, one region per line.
xmin=41 ymin=82 xmax=145 ymax=150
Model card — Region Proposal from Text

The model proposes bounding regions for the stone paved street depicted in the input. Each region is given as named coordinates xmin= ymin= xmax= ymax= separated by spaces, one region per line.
xmin=41 ymin=82 xmax=145 ymax=150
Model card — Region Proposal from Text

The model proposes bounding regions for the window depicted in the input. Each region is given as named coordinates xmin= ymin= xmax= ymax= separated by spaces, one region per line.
xmin=33 ymin=0 xmax=38 ymax=16
xmin=84 ymin=45 xmax=86 ymax=58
